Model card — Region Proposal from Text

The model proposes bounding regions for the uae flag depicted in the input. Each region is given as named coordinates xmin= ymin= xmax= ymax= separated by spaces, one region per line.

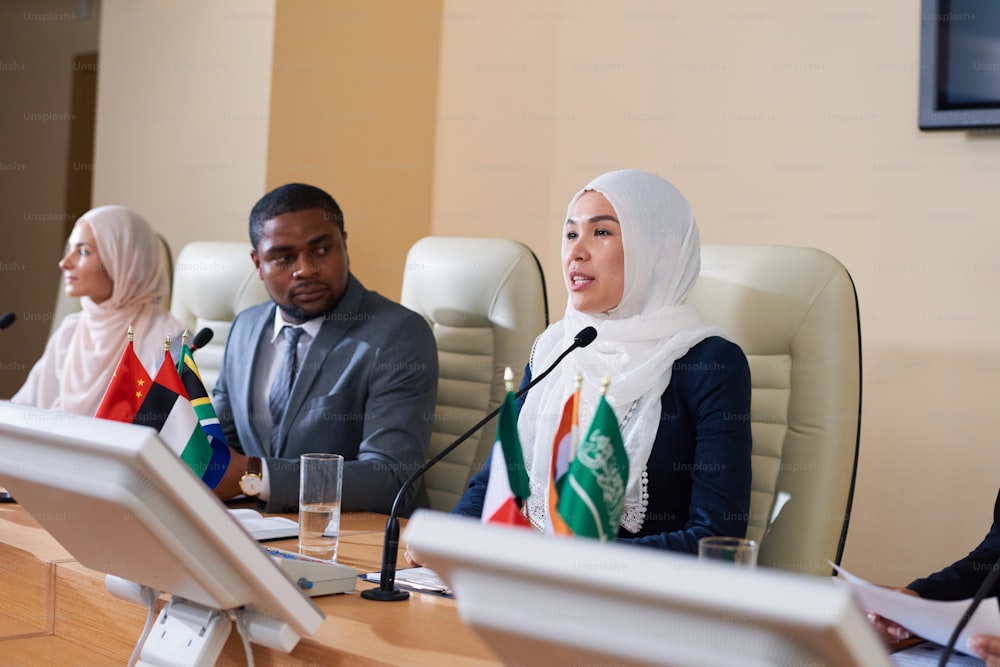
xmin=545 ymin=383 xmax=580 ymax=536
xmin=134 ymin=349 xmax=214 ymax=482
xmin=95 ymin=330 xmax=153 ymax=422
xmin=176 ymin=337 xmax=230 ymax=489
xmin=481 ymin=388 xmax=532 ymax=528
xmin=556 ymin=391 xmax=628 ymax=541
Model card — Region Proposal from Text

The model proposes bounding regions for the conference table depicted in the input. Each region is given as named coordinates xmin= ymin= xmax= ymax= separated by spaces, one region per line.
xmin=0 ymin=503 xmax=502 ymax=666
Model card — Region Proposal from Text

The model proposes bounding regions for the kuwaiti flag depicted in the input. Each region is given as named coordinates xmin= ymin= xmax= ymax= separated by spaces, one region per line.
xmin=545 ymin=381 xmax=580 ymax=536
xmin=481 ymin=387 xmax=532 ymax=527
xmin=556 ymin=390 xmax=628 ymax=541
xmin=95 ymin=326 xmax=153 ymax=423
xmin=176 ymin=335 xmax=230 ymax=489
xmin=134 ymin=347 xmax=214 ymax=483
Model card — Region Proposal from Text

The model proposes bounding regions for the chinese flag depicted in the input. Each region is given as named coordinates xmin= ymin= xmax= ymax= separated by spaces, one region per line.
xmin=95 ymin=337 xmax=153 ymax=422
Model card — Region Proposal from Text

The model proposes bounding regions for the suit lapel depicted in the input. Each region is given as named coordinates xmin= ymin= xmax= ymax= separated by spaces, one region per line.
xmin=247 ymin=304 xmax=275 ymax=455
xmin=272 ymin=277 xmax=363 ymax=457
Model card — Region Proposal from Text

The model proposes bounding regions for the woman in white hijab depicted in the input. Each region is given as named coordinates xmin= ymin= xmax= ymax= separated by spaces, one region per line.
xmin=13 ymin=205 xmax=185 ymax=416
xmin=450 ymin=169 xmax=752 ymax=552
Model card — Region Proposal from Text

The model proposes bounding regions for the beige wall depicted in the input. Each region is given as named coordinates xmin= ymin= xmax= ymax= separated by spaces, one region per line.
xmin=267 ymin=0 xmax=443 ymax=299
xmin=432 ymin=0 xmax=1000 ymax=584
xmin=0 ymin=0 xmax=101 ymax=398
xmin=92 ymin=0 xmax=276 ymax=251
xmin=7 ymin=0 xmax=996 ymax=586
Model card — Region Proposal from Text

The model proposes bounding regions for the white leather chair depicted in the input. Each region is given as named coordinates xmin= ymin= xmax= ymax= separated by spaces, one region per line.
xmin=170 ymin=242 xmax=270 ymax=394
xmin=400 ymin=237 xmax=549 ymax=511
xmin=687 ymin=244 xmax=862 ymax=577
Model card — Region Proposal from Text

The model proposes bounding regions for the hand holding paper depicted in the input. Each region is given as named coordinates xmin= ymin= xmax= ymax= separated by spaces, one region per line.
xmin=833 ymin=563 xmax=1000 ymax=656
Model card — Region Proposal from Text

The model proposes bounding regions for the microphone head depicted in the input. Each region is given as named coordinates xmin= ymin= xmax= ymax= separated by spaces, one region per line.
xmin=191 ymin=327 xmax=214 ymax=351
xmin=574 ymin=326 xmax=597 ymax=348
xmin=0 ymin=312 xmax=15 ymax=331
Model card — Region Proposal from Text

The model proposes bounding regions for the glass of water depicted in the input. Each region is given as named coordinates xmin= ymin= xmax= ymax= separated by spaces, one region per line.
xmin=298 ymin=453 xmax=343 ymax=561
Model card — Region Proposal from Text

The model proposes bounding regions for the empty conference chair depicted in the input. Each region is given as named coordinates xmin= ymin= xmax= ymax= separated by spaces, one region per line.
xmin=400 ymin=237 xmax=549 ymax=511
xmin=170 ymin=241 xmax=270 ymax=394
xmin=687 ymin=244 xmax=862 ymax=576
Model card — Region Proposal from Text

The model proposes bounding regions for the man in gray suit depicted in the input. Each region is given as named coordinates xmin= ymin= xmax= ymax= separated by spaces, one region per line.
xmin=212 ymin=183 xmax=438 ymax=515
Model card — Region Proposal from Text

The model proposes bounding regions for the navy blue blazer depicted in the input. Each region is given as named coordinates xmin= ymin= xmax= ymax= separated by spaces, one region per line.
xmin=213 ymin=274 xmax=438 ymax=515
xmin=909 ymin=489 xmax=1000 ymax=600
xmin=453 ymin=336 xmax=753 ymax=553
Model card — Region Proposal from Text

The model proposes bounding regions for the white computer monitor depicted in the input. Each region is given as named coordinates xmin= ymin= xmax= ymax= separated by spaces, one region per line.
xmin=404 ymin=511 xmax=894 ymax=667
xmin=0 ymin=401 xmax=323 ymax=657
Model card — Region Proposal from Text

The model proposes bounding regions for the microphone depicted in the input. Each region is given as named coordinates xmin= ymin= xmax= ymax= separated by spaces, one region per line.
xmin=361 ymin=325 xmax=598 ymax=601
xmin=190 ymin=327 xmax=213 ymax=352
xmin=0 ymin=312 xmax=15 ymax=331
xmin=935 ymin=552 xmax=1000 ymax=666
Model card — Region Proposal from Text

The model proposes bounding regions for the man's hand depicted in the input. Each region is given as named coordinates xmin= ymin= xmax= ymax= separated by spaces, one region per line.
xmin=865 ymin=586 xmax=919 ymax=644
xmin=969 ymin=634 xmax=1000 ymax=666
xmin=403 ymin=545 xmax=426 ymax=567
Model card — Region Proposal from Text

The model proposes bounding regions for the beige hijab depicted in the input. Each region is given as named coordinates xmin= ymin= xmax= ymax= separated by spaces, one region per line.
xmin=520 ymin=170 xmax=728 ymax=534
xmin=13 ymin=206 xmax=183 ymax=416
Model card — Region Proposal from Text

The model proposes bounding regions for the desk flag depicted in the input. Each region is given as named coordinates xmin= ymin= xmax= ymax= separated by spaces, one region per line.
xmin=133 ymin=337 xmax=214 ymax=484
xmin=481 ymin=368 xmax=532 ymax=527
xmin=176 ymin=332 xmax=230 ymax=489
xmin=95 ymin=325 xmax=153 ymax=422
xmin=556 ymin=376 xmax=628 ymax=541
xmin=545 ymin=374 xmax=581 ymax=536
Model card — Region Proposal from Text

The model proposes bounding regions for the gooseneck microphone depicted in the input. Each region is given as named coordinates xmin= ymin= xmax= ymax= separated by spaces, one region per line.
xmin=361 ymin=326 xmax=598 ymax=602
xmin=190 ymin=327 xmax=213 ymax=352
xmin=935 ymin=551 xmax=1000 ymax=667
xmin=0 ymin=312 xmax=16 ymax=331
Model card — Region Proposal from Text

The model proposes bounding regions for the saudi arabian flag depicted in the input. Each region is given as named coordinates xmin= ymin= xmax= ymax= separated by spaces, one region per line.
xmin=556 ymin=392 xmax=628 ymax=541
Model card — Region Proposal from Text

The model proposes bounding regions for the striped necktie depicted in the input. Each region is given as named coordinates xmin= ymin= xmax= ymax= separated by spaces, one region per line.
xmin=268 ymin=325 xmax=304 ymax=451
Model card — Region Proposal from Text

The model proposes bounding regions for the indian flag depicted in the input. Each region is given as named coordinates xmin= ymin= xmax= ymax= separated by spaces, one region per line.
xmin=556 ymin=391 xmax=628 ymax=541
xmin=545 ymin=381 xmax=580 ymax=536
xmin=481 ymin=387 xmax=532 ymax=528
xmin=134 ymin=349 xmax=214 ymax=482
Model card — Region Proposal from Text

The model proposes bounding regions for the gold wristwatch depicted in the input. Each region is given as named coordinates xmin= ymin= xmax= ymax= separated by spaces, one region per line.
xmin=238 ymin=457 xmax=264 ymax=497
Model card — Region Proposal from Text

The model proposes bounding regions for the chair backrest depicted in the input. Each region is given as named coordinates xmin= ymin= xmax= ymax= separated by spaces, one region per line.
xmin=50 ymin=233 xmax=174 ymax=337
xmin=170 ymin=241 xmax=271 ymax=394
xmin=687 ymin=244 xmax=862 ymax=577
xmin=401 ymin=237 xmax=549 ymax=511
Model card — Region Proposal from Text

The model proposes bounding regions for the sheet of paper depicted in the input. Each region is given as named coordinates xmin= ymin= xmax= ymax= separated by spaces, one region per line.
xmin=362 ymin=566 xmax=451 ymax=595
xmin=833 ymin=563 xmax=1000 ymax=657
xmin=890 ymin=641 xmax=985 ymax=666
xmin=228 ymin=508 xmax=299 ymax=540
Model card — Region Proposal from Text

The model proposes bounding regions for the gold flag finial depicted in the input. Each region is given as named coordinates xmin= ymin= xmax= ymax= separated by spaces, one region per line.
xmin=601 ymin=374 xmax=611 ymax=395
xmin=181 ymin=329 xmax=189 ymax=347
xmin=127 ymin=324 xmax=134 ymax=342
xmin=574 ymin=371 xmax=583 ymax=390
xmin=504 ymin=366 xmax=514 ymax=393
xmin=164 ymin=334 xmax=171 ymax=352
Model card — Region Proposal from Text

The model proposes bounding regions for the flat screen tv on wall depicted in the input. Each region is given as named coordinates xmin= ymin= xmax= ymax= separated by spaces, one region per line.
xmin=919 ymin=0 xmax=1000 ymax=130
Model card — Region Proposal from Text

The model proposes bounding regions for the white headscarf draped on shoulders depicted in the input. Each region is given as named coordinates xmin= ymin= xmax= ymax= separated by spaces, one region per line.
xmin=520 ymin=169 xmax=728 ymax=534
xmin=13 ymin=205 xmax=184 ymax=416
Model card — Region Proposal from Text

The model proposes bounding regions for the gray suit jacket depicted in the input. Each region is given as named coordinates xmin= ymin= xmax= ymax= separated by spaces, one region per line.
xmin=213 ymin=274 xmax=438 ymax=515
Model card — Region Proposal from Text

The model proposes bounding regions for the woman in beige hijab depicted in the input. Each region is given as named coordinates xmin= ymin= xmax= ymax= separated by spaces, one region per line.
xmin=13 ymin=205 xmax=184 ymax=416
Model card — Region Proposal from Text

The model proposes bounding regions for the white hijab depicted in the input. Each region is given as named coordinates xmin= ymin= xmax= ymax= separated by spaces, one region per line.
xmin=13 ymin=205 xmax=183 ymax=416
xmin=520 ymin=170 xmax=727 ymax=534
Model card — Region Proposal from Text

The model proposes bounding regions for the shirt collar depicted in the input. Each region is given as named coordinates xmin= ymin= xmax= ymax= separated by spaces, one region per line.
xmin=269 ymin=308 xmax=323 ymax=343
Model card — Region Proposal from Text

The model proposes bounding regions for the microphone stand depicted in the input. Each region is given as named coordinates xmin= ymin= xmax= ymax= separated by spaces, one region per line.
xmin=361 ymin=326 xmax=597 ymax=601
